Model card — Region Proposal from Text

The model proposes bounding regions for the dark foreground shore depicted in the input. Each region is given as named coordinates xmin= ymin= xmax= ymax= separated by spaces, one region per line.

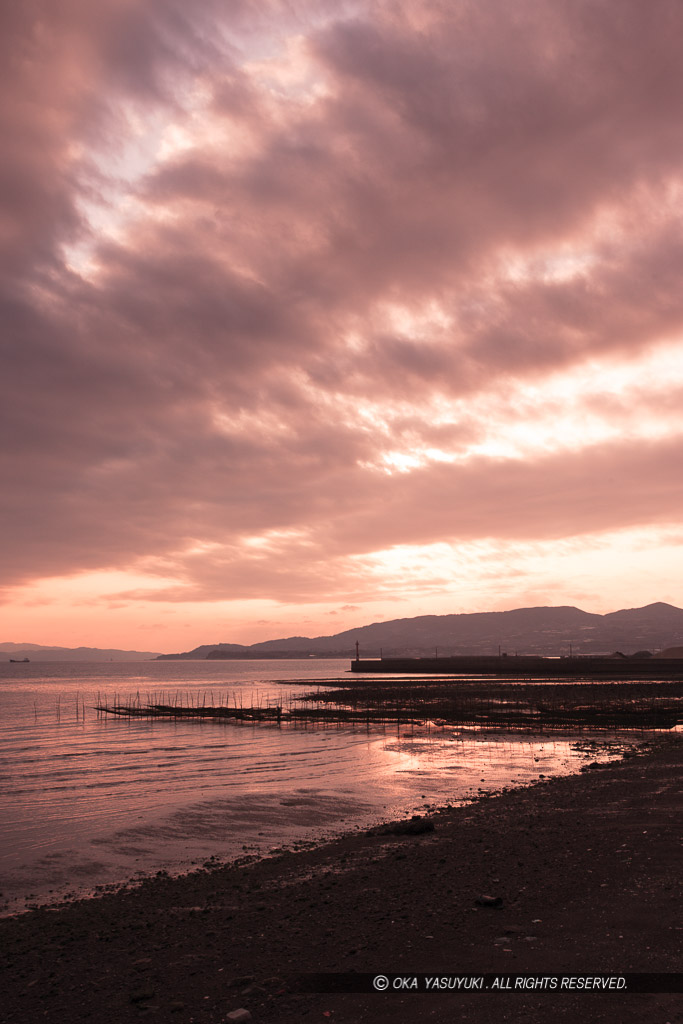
xmin=2 ymin=736 xmax=681 ymax=1024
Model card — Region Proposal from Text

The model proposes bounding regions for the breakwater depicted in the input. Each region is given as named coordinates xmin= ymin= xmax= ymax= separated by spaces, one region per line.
xmin=351 ymin=654 xmax=683 ymax=679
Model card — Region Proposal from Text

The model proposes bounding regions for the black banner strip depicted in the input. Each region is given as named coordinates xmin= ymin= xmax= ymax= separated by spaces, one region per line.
xmin=295 ymin=972 xmax=683 ymax=994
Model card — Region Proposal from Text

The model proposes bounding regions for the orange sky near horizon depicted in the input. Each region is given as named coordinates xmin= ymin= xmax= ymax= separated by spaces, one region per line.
xmin=2 ymin=1 xmax=683 ymax=653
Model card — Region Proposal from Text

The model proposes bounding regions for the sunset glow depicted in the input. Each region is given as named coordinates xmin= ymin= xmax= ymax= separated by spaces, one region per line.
xmin=3 ymin=0 xmax=683 ymax=651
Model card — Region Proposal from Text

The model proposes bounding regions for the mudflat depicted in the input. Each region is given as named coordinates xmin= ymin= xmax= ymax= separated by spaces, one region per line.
xmin=2 ymin=736 xmax=680 ymax=1024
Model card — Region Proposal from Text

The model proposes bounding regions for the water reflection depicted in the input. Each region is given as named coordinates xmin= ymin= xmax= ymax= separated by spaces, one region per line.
xmin=0 ymin=662 xmax=656 ymax=916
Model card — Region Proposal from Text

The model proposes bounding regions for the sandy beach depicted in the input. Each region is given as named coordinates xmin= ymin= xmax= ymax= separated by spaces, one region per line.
xmin=2 ymin=735 xmax=680 ymax=1024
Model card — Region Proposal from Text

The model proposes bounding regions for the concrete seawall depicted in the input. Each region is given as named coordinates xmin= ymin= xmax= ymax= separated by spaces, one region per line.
xmin=351 ymin=655 xmax=683 ymax=678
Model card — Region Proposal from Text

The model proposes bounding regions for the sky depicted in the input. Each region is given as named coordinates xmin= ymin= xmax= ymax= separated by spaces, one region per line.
xmin=2 ymin=0 xmax=683 ymax=653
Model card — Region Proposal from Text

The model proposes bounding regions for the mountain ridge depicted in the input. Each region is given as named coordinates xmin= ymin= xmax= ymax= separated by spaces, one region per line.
xmin=0 ymin=643 xmax=162 ymax=662
xmin=156 ymin=602 xmax=683 ymax=660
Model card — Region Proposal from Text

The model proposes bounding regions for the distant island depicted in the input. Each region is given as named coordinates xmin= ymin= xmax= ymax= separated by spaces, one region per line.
xmin=0 ymin=643 xmax=162 ymax=662
xmin=156 ymin=602 xmax=683 ymax=660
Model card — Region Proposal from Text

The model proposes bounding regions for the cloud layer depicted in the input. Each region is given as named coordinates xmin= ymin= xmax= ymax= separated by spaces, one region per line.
xmin=3 ymin=0 xmax=683 ymax=636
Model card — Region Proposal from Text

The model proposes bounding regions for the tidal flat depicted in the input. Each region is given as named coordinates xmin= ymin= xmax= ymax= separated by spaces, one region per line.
xmin=1 ymin=735 xmax=680 ymax=1024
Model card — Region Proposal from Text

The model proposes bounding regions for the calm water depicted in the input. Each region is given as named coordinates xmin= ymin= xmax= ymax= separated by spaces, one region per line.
xmin=0 ymin=659 xmax=638 ymax=916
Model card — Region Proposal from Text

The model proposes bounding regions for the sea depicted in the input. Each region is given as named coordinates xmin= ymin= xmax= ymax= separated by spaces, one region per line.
xmin=0 ymin=658 xmax=648 ymax=917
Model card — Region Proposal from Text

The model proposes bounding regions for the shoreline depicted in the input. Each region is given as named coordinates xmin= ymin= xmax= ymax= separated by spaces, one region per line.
xmin=0 ymin=725 xmax=633 ymax=919
xmin=1 ymin=734 xmax=680 ymax=1023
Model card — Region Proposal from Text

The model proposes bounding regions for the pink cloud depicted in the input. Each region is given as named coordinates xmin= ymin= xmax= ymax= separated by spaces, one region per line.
xmin=2 ymin=0 xmax=683 ymax=613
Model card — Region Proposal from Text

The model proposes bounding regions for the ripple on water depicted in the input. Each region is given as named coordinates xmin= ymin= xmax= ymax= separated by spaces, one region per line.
xmin=0 ymin=665 xmax=648 ymax=915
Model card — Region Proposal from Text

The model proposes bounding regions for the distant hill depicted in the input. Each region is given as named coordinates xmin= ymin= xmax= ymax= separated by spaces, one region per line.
xmin=0 ymin=643 xmax=161 ymax=662
xmin=156 ymin=602 xmax=683 ymax=660
xmin=655 ymin=646 xmax=683 ymax=659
